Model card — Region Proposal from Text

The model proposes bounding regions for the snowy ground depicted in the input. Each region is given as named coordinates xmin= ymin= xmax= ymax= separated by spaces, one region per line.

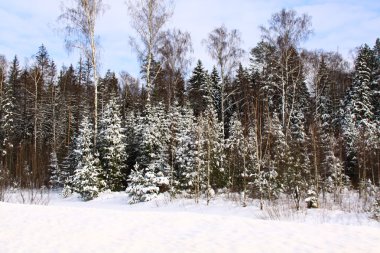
xmin=1 ymin=191 xmax=380 ymax=253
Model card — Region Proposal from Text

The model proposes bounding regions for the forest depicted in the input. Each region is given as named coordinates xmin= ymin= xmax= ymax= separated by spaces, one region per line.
xmin=0 ymin=0 xmax=379 ymax=210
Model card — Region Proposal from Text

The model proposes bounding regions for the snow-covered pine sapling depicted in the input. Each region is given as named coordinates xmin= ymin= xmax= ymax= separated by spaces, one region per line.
xmin=305 ymin=189 xmax=318 ymax=208
xmin=61 ymin=185 xmax=73 ymax=198
xmin=126 ymin=163 xmax=160 ymax=204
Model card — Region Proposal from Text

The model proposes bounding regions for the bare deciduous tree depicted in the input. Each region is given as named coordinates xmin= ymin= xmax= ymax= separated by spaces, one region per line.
xmin=260 ymin=9 xmax=312 ymax=52
xmin=157 ymin=28 xmax=193 ymax=106
xmin=119 ymin=71 xmax=141 ymax=112
xmin=158 ymin=29 xmax=193 ymax=76
xmin=57 ymin=0 xmax=107 ymax=146
xmin=203 ymin=25 xmax=244 ymax=137
xmin=127 ymin=0 xmax=173 ymax=102
xmin=260 ymin=9 xmax=312 ymax=132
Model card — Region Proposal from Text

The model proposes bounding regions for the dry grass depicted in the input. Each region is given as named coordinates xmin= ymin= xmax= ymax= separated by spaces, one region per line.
xmin=1 ymin=186 xmax=50 ymax=205
xmin=257 ymin=196 xmax=307 ymax=221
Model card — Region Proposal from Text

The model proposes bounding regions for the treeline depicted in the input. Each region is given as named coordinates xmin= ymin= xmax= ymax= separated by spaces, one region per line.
xmin=0 ymin=7 xmax=379 ymax=207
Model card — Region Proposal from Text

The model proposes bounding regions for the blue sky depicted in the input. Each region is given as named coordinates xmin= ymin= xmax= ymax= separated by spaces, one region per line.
xmin=0 ymin=0 xmax=379 ymax=78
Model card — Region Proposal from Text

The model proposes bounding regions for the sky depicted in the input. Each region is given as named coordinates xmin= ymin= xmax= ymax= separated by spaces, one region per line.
xmin=0 ymin=0 xmax=379 ymax=78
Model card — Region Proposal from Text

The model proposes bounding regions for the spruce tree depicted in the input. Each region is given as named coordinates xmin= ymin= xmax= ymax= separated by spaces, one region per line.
xmin=126 ymin=103 xmax=170 ymax=203
xmin=209 ymin=66 xmax=222 ymax=120
xmin=70 ymin=116 xmax=106 ymax=200
xmin=203 ymin=104 xmax=225 ymax=202
xmin=192 ymin=114 xmax=207 ymax=201
xmin=98 ymin=97 xmax=127 ymax=191
xmin=324 ymin=136 xmax=348 ymax=201
xmin=174 ymin=104 xmax=196 ymax=191
xmin=227 ymin=113 xmax=257 ymax=205
xmin=61 ymin=133 xmax=81 ymax=192
xmin=6 ymin=57 xmax=22 ymax=144
xmin=49 ymin=151 xmax=63 ymax=189
xmin=314 ymin=58 xmax=335 ymax=184
xmin=124 ymin=110 xmax=140 ymax=176
xmin=1 ymin=81 xmax=15 ymax=156
xmin=126 ymin=163 xmax=160 ymax=203
xmin=349 ymin=45 xmax=375 ymax=125
xmin=342 ymin=45 xmax=377 ymax=180
xmin=165 ymin=102 xmax=196 ymax=192
xmin=249 ymin=41 xmax=279 ymax=113
xmin=188 ymin=60 xmax=208 ymax=116
xmin=287 ymin=106 xmax=311 ymax=210
xmin=226 ymin=113 xmax=243 ymax=192
xmin=315 ymin=58 xmax=333 ymax=131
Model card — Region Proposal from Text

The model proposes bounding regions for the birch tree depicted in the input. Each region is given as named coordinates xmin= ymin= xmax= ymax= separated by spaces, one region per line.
xmin=127 ymin=0 xmax=173 ymax=102
xmin=203 ymin=25 xmax=244 ymax=138
xmin=157 ymin=29 xmax=193 ymax=106
xmin=260 ymin=9 xmax=312 ymax=133
xmin=58 ymin=0 xmax=107 ymax=146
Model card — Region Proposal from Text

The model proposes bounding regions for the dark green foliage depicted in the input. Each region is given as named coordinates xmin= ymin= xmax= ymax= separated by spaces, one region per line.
xmin=188 ymin=60 xmax=208 ymax=116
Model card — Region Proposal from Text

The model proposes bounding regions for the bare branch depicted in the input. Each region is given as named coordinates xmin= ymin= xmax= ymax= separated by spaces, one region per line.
xmin=57 ymin=0 xmax=107 ymax=146
xmin=127 ymin=0 xmax=174 ymax=101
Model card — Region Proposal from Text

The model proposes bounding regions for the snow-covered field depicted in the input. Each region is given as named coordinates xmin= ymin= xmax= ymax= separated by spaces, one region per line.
xmin=1 ymin=191 xmax=380 ymax=253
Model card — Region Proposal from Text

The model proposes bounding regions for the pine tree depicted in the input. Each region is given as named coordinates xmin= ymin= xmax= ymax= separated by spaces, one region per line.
xmin=188 ymin=60 xmax=208 ymax=116
xmin=226 ymin=113 xmax=244 ymax=190
xmin=324 ymin=136 xmax=348 ymax=201
xmin=227 ymin=113 xmax=257 ymax=206
xmin=70 ymin=116 xmax=106 ymax=200
xmin=286 ymin=103 xmax=311 ymax=210
xmin=145 ymin=103 xmax=171 ymax=191
xmin=193 ymin=114 xmax=207 ymax=202
xmin=97 ymin=97 xmax=126 ymax=191
xmin=7 ymin=56 xmax=24 ymax=144
xmin=49 ymin=151 xmax=64 ymax=189
xmin=209 ymin=66 xmax=222 ymax=120
xmin=249 ymin=121 xmax=280 ymax=205
xmin=203 ymin=104 xmax=225 ymax=202
xmin=58 ymin=64 xmax=81 ymax=148
xmin=174 ymin=104 xmax=196 ymax=191
xmin=270 ymin=112 xmax=287 ymax=175
xmin=98 ymin=70 xmax=119 ymax=114
xmin=61 ymin=133 xmax=81 ymax=191
xmin=124 ymin=110 xmax=140 ymax=175
xmin=1 ymin=81 xmax=15 ymax=156
xmin=165 ymin=102 xmax=196 ymax=192
xmin=314 ymin=58 xmax=335 ymax=186
xmin=288 ymin=79 xmax=311 ymax=202
xmin=373 ymin=39 xmax=380 ymax=183
xmin=250 ymin=41 xmax=280 ymax=113
xmin=126 ymin=103 xmax=170 ymax=202
xmin=348 ymin=45 xmax=375 ymax=125
xmin=234 ymin=63 xmax=251 ymax=112
xmin=315 ymin=58 xmax=333 ymax=131
xmin=342 ymin=44 xmax=377 ymax=183
xmin=126 ymin=163 xmax=161 ymax=203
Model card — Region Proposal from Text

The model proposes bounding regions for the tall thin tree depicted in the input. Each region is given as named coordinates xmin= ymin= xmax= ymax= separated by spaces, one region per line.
xmin=203 ymin=25 xmax=244 ymax=138
xmin=127 ymin=0 xmax=173 ymax=102
xmin=58 ymin=0 xmax=107 ymax=146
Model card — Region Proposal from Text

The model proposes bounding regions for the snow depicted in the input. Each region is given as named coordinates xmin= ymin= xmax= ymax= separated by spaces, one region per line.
xmin=1 ymin=192 xmax=380 ymax=253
